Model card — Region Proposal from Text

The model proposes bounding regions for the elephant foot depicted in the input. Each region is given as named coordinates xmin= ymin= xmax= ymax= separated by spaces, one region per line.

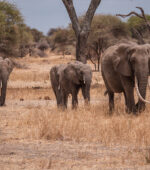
xmin=136 ymin=102 xmax=145 ymax=112
xmin=0 ymin=102 xmax=5 ymax=106
xmin=125 ymin=106 xmax=137 ymax=115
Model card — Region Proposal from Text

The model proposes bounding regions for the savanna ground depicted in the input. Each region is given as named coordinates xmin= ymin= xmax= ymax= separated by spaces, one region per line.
xmin=1 ymin=52 xmax=150 ymax=170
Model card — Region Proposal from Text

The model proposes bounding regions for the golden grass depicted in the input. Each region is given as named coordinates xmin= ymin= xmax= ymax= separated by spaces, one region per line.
xmin=2 ymin=54 xmax=150 ymax=168
xmin=17 ymin=100 xmax=150 ymax=148
xmin=6 ymin=54 xmax=150 ymax=148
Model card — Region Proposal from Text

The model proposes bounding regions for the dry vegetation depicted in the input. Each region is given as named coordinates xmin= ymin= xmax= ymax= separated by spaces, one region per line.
xmin=1 ymin=52 xmax=150 ymax=169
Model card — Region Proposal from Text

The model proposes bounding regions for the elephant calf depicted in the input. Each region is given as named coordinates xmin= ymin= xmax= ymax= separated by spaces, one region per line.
xmin=50 ymin=61 xmax=92 ymax=109
xmin=0 ymin=57 xmax=14 ymax=106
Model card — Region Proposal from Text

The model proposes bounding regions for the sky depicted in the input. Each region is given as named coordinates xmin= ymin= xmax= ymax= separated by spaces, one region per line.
xmin=6 ymin=0 xmax=150 ymax=35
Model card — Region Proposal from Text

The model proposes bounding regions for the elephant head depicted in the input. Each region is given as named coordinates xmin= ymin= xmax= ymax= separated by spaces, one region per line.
xmin=113 ymin=43 xmax=150 ymax=111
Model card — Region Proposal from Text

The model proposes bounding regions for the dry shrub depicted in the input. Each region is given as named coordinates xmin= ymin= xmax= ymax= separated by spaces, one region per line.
xmin=19 ymin=103 xmax=150 ymax=147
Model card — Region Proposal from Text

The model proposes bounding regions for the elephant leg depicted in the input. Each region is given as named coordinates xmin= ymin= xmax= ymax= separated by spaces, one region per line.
xmin=0 ymin=79 xmax=7 ymax=106
xmin=72 ymin=88 xmax=79 ymax=109
xmin=81 ymin=85 xmax=90 ymax=105
xmin=54 ymin=89 xmax=61 ymax=107
xmin=108 ymin=91 xmax=114 ymax=114
xmin=61 ymin=90 xmax=68 ymax=109
xmin=121 ymin=76 xmax=136 ymax=114
xmin=123 ymin=91 xmax=127 ymax=106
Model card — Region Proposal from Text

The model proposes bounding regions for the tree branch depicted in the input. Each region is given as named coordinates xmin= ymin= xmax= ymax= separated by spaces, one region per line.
xmin=116 ymin=7 xmax=150 ymax=31
xmin=82 ymin=0 xmax=101 ymax=32
xmin=116 ymin=12 xmax=143 ymax=19
xmin=62 ymin=0 xmax=81 ymax=36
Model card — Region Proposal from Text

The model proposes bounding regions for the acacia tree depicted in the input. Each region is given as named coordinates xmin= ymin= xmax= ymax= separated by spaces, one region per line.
xmin=62 ymin=0 xmax=101 ymax=63
xmin=116 ymin=7 xmax=150 ymax=44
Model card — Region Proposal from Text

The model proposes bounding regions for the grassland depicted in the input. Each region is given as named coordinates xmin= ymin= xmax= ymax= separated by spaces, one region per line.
xmin=0 ymin=52 xmax=150 ymax=169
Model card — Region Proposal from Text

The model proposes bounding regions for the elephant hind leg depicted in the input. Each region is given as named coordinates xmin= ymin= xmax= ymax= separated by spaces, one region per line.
xmin=108 ymin=91 xmax=114 ymax=114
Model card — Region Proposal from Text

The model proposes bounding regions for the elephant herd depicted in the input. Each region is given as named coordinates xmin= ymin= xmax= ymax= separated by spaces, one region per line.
xmin=51 ymin=42 xmax=150 ymax=114
xmin=1 ymin=42 xmax=150 ymax=115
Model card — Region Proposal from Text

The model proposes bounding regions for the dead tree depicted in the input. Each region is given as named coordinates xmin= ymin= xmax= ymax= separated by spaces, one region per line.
xmin=116 ymin=7 xmax=150 ymax=44
xmin=62 ymin=0 xmax=101 ymax=63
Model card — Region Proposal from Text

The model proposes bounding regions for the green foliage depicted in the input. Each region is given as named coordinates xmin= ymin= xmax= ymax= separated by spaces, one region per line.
xmin=0 ymin=1 xmax=35 ymax=57
xmin=89 ymin=15 xmax=129 ymax=44
xmin=48 ymin=27 xmax=75 ymax=54
xmin=31 ymin=28 xmax=44 ymax=42
xmin=127 ymin=15 xmax=150 ymax=29
xmin=127 ymin=15 xmax=150 ymax=38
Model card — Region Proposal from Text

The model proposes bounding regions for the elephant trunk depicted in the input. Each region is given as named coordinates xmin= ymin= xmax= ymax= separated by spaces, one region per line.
xmin=82 ymin=82 xmax=91 ymax=105
xmin=85 ymin=83 xmax=90 ymax=101
xmin=135 ymin=73 xmax=150 ymax=111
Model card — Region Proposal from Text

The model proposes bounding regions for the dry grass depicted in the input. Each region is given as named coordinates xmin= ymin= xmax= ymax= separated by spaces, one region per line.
xmin=18 ymin=101 xmax=150 ymax=147
xmin=1 ymin=53 xmax=150 ymax=169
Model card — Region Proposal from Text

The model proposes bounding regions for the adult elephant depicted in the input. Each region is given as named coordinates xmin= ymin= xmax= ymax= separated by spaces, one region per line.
xmin=50 ymin=61 xmax=92 ymax=109
xmin=101 ymin=42 xmax=150 ymax=114
xmin=0 ymin=57 xmax=14 ymax=106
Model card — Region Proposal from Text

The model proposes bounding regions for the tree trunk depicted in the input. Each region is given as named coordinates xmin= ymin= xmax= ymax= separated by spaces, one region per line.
xmin=76 ymin=32 xmax=89 ymax=63
xmin=62 ymin=0 xmax=101 ymax=63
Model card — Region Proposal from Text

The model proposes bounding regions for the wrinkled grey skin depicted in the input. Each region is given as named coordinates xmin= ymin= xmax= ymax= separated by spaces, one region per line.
xmin=50 ymin=64 xmax=66 ymax=107
xmin=0 ymin=57 xmax=14 ymax=106
xmin=50 ymin=61 xmax=92 ymax=109
xmin=101 ymin=43 xmax=150 ymax=114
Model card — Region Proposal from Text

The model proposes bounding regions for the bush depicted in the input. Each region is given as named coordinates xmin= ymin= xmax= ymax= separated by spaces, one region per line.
xmin=0 ymin=1 xmax=35 ymax=57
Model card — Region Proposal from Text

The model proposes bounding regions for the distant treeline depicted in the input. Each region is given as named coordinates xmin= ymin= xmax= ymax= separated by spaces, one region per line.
xmin=1 ymin=1 xmax=150 ymax=58
xmin=0 ymin=1 xmax=49 ymax=58
xmin=48 ymin=14 xmax=150 ymax=56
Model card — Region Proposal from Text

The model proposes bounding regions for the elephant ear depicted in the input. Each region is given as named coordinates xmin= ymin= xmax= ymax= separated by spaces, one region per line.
xmin=64 ymin=64 xmax=80 ymax=84
xmin=113 ymin=44 xmax=135 ymax=77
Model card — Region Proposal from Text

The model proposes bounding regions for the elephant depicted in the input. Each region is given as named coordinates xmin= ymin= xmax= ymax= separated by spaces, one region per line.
xmin=101 ymin=42 xmax=150 ymax=114
xmin=0 ymin=57 xmax=14 ymax=106
xmin=50 ymin=61 xmax=92 ymax=109
xmin=50 ymin=64 xmax=66 ymax=107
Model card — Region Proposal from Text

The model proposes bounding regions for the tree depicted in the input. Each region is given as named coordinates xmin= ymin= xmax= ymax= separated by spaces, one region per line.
xmin=62 ymin=0 xmax=101 ymax=63
xmin=0 ymin=1 xmax=34 ymax=57
xmin=116 ymin=7 xmax=150 ymax=44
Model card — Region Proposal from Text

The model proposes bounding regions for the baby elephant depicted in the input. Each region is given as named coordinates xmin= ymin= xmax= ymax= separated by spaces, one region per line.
xmin=50 ymin=61 xmax=92 ymax=109
xmin=0 ymin=57 xmax=14 ymax=106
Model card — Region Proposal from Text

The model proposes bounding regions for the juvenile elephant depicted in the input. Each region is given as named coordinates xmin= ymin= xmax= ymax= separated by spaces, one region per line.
xmin=101 ymin=42 xmax=150 ymax=114
xmin=0 ymin=57 xmax=14 ymax=106
xmin=50 ymin=61 xmax=92 ymax=109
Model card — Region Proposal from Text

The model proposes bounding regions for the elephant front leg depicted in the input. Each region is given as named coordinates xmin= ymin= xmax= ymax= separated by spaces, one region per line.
xmin=121 ymin=76 xmax=136 ymax=114
xmin=61 ymin=90 xmax=68 ymax=109
xmin=0 ymin=80 xmax=7 ymax=106
xmin=72 ymin=90 xmax=78 ymax=109
xmin=108 ymin=91 xmax=114 ymax=114
xmin=81 ymin=85 xmax=90 ymax=105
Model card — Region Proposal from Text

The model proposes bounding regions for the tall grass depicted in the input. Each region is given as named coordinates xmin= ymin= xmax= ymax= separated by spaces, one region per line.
xmin=18 ymin=103 xmax=150 ymax=147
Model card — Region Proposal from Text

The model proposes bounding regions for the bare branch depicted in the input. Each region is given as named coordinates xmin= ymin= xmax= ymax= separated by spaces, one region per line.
xmin=136 ymin=7 xmax=146 ymax=20
xmin=116 ymin=12 xmax=143 ymax=19
xmin=136 ymin=7 xmax=150 ymax=31
xmin=82 ymin=0 xmax=101 ymax=32
xmin=62 ymin=0 xmax=81 ymax=36
xmin=116 ymin=7 xmax=150 ymax=32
